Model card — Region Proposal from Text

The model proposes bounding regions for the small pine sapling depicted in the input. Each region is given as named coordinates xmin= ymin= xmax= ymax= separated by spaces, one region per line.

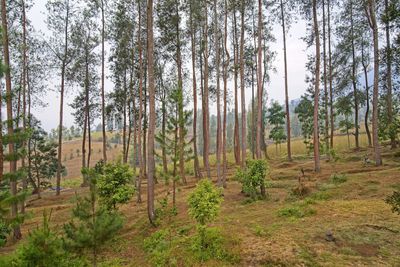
xmin=235 ymin=159 xmax=269 ymax=200
xmin=386 ymin=191 xmax=400 ymax=215
xmin=64 ymin=168 xmax=123 ymax=266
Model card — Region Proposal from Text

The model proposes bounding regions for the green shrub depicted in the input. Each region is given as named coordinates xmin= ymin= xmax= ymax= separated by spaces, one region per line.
xmin=330 ymin=173 xmax=347 ymax=185
xmin=191 ymin=227 xmax=229 ymax=262
xmin=386 ymin=191 xmax=400 ymax=215
xmin=277 ymin=206 xmax=316 ymax=219
xmin=96 ymin=162 xmax=135 ymax=210
xmin=144 ymin=229 xmax=177 ymax=267
xmin=15 ymin=210 xmax=85 ymax=267
xmin=235 ymin=159 xmax=269 ymax=200
xmin=188 ymin=179 xmax=223 ymax=255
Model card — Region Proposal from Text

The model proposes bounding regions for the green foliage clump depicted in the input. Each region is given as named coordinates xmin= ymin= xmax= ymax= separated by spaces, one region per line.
xmin=277 ymin=206 xmax=316 ymax=219
xmin=95 ymin=161 xmax=135 ymax=210
xmin=330 ymin=173 xmax=348 ymax=185
xmin=13 ymin=210 xmax=84 ymax=267
xmin=188 ymin=179 xmax=223 ymax=257
xmin=188 ymin=179 xmax=223 ymax=226
xmin=144 ymin=229 xmax=177 ymax=267
xmin=235 ymin=159 xmax=268 ymax=200
xmin=190 ymin=227 xmax=232 ymax=262
xmin=385 ymin=191 xmax=400 ymax=215
xmin=64 ymin=169 xmax=123 ymax=266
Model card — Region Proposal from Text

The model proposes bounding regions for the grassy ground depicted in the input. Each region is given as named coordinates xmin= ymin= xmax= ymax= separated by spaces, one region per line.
xmin=1 ymin=138 xmax=400 ymax=266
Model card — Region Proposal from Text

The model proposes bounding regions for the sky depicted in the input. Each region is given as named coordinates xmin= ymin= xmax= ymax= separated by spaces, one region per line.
xmin=28 ymin=1 xmax=309 ymax=132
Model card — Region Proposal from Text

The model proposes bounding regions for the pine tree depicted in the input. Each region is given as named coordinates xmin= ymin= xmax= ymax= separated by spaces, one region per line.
xmin=64 ymin=168 xmax=123 ymax=267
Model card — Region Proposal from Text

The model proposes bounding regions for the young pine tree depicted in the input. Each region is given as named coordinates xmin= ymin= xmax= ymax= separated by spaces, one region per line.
xmin=64 ymin=168 xmax=123 ymax=267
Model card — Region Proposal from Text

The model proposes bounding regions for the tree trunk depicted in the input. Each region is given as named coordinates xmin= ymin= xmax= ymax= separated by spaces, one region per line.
xmin=137 ymin=1 xmax=144 ymax=203
xmin=385 ymin=0 xmax=395 ymax=149
xmin=322 ymin=0 xmax=330 ymax=151
xmin=215 ymin=0 xmax=222 ymax=184
xmin=189 ymin=2 xmax=201 ymax=179
xmin=312 ymin=0 xmax=321 ymax=172
xmin=1 ymin=0 xmax=22 ymax=239
xmin=361 ymin=42 xmax=372 ymax=147
xmin=122 ymin=74 xmax=127 ymax=164
xmin=82 ymin=112 xmax=87 ymax=171
xmin=240 ymin=0 xmax=247 ymax=167
xmin=233 ymin=8 xmax=241 ymax=165
xmin=56 ymin=2 xmax=70 ymax=196
xmin=101 ymin=0 xmax=107 ymax=162
xmin=86 ymin=57 xmax=92 ymax=168
xmin=0 ymin=82 xmax=2 ymax=183
xmin=176 ymin=2 xmax=186 ymax=184
xmin=147 ymin=0 xmax=156 ymax=225
xmin=350 ymin=3 xmax=359 ymax=149
xmin=328 ymin=0 xmax=334 ymax=148
xmin=256 ymin=0 xmax=263 ymax=159
xmin=367 ymin=0 xmax=382 ymax=166
xmin=222 ymin=0 xmax=230 ymax=188
xmin=203 ymin=1 xmax=211 ymax=178
xmin=280 ymin=0 xmax=292 ymax=161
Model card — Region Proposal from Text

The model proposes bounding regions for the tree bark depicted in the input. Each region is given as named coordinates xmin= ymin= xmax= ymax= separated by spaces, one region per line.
xmin=56 ymin=1 xmax=70 ymax=196
xmin=361 ymin=41 xmax=372 ymax=147
xmin=280 ymin=0 xmax=292 ymax=161
xmin=189 ymin=1 xmax=201 ymax=179
xmin=385 ymin=0 xmax=395 ymax=148
xmin=312 ymin=0 xmax=321 ymax=172
xmin=215 ymin=0 xmax=222 ymax=183
xmin=240 ymin=0 xmax=247 ymax=167
xmin=222 ymin=0 xmax=230 ymax=188
xmin=202 ymin=1 xmax=211 ymax=178
xmin=233 ymin=8 xmax=241 ymax=165
xmin=256 ymin=0 xmax=263 ymax=159
xmin=1 ymin=0 xmax=22 ymax=239
xmin=137 ymin=1 xmax=144 ymax=203
xmin=350 ymin=3 xmax=359 ymax=149
xmin=328 ymin=0 xmax=334 ymax=148
xmin=322 ymin=0 xmax=330 ymax=151
xmin=101 ymin=0 xmax=107 ymax=162
xmin=367 ymin=0 xmax=382 ymax=165
xmin=147 ymin=0 xmax=156 ymax=224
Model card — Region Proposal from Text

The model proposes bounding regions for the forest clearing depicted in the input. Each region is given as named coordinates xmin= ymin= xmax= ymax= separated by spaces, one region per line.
xmin=1 ymin=0 xmax=400 ymax=266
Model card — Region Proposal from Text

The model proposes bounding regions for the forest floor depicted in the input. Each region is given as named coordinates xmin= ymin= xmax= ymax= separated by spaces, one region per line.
xmin=1 ymin=143 xmax=400 ymax=266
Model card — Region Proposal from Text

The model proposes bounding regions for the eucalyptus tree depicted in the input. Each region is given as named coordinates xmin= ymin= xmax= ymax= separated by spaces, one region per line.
xmin=45 ymin=0 xmax=76 ymax=195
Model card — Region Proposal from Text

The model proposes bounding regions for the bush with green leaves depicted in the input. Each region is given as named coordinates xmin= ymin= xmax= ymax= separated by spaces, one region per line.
xmin=188 ymin=179 xmax=223 ymax=253
xmin=95 ymin=161 xmax=135 ymax=210
xmin=235 ymin=159 xmax=268 ymax=200
xmin=386 ymin=191 xmax=400 ymax=215
xmin=330 ymin=173 xmax=347 ymax=185
xmin=144 ymin=229 xmax=177 ymax=267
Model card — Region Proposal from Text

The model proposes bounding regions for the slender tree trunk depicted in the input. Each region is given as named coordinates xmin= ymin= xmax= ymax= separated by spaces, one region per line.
xmin=366 ymin=0 xmax=382 ymax=166
xmin=122 ymin=74 xmax=127 ymax=164
xmin=215 ymin=0 xmax=222 ymax=184
xmin=203 ymin=1 xmax=211 ymax=178
xmin=86 ymin=57 xmax=92 ymax=168
xmin=137 ymin=1 xmax=144 ymax=203
xmin=280 ymin=0 xmax=292 ymax=161
xmin=189 ymin=2 xmax=201 ymax=179
xmin=82 ymin=112 xmax=87 ymax=171
xmin=350 ymin=4 xmax=359 ymax=149
xmin=233 ymin=8 xmax=241 ymax=165
xmin=385 ymin=0 xmax=395 ymax=148
xmin=240 ymin=0 xmax=247 ymax=167
xmin=56 ymin=2 xmax=70 ymax=196
xmin=328 ymin=0 xmax=334 ymax=148
xmin=256 ymin=0 xmax=263 ymax=159
xmin=21 ymin=0 xmax=28 ymax=214
xmin=175 ymin=2 xmax=186 ymax=184
xmin=222 ymin=0 xmax=230 ymax=188
xmin=0 ymin=82 xmax=2 ymax=183
xmin=322 ymin=0 xmax=330 ymax=151
xmin=1 ymin=0 xmax=22 ymax=239
xmin=361 ymin=42 xmax=372 ymax=147
xmin=312 ymin=0 xmax=321 ymax=172
xmin=147 ymin=0 xmax=156 ymax=225
xmin=101 ymin=0 xmax=107 ymax=162
xmin=161 ymin=96 xmax=168 ymax=174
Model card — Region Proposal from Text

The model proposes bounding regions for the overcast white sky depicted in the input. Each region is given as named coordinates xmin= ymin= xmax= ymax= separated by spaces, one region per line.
xmin=29 ymin=1 xmax=309 ymax=132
